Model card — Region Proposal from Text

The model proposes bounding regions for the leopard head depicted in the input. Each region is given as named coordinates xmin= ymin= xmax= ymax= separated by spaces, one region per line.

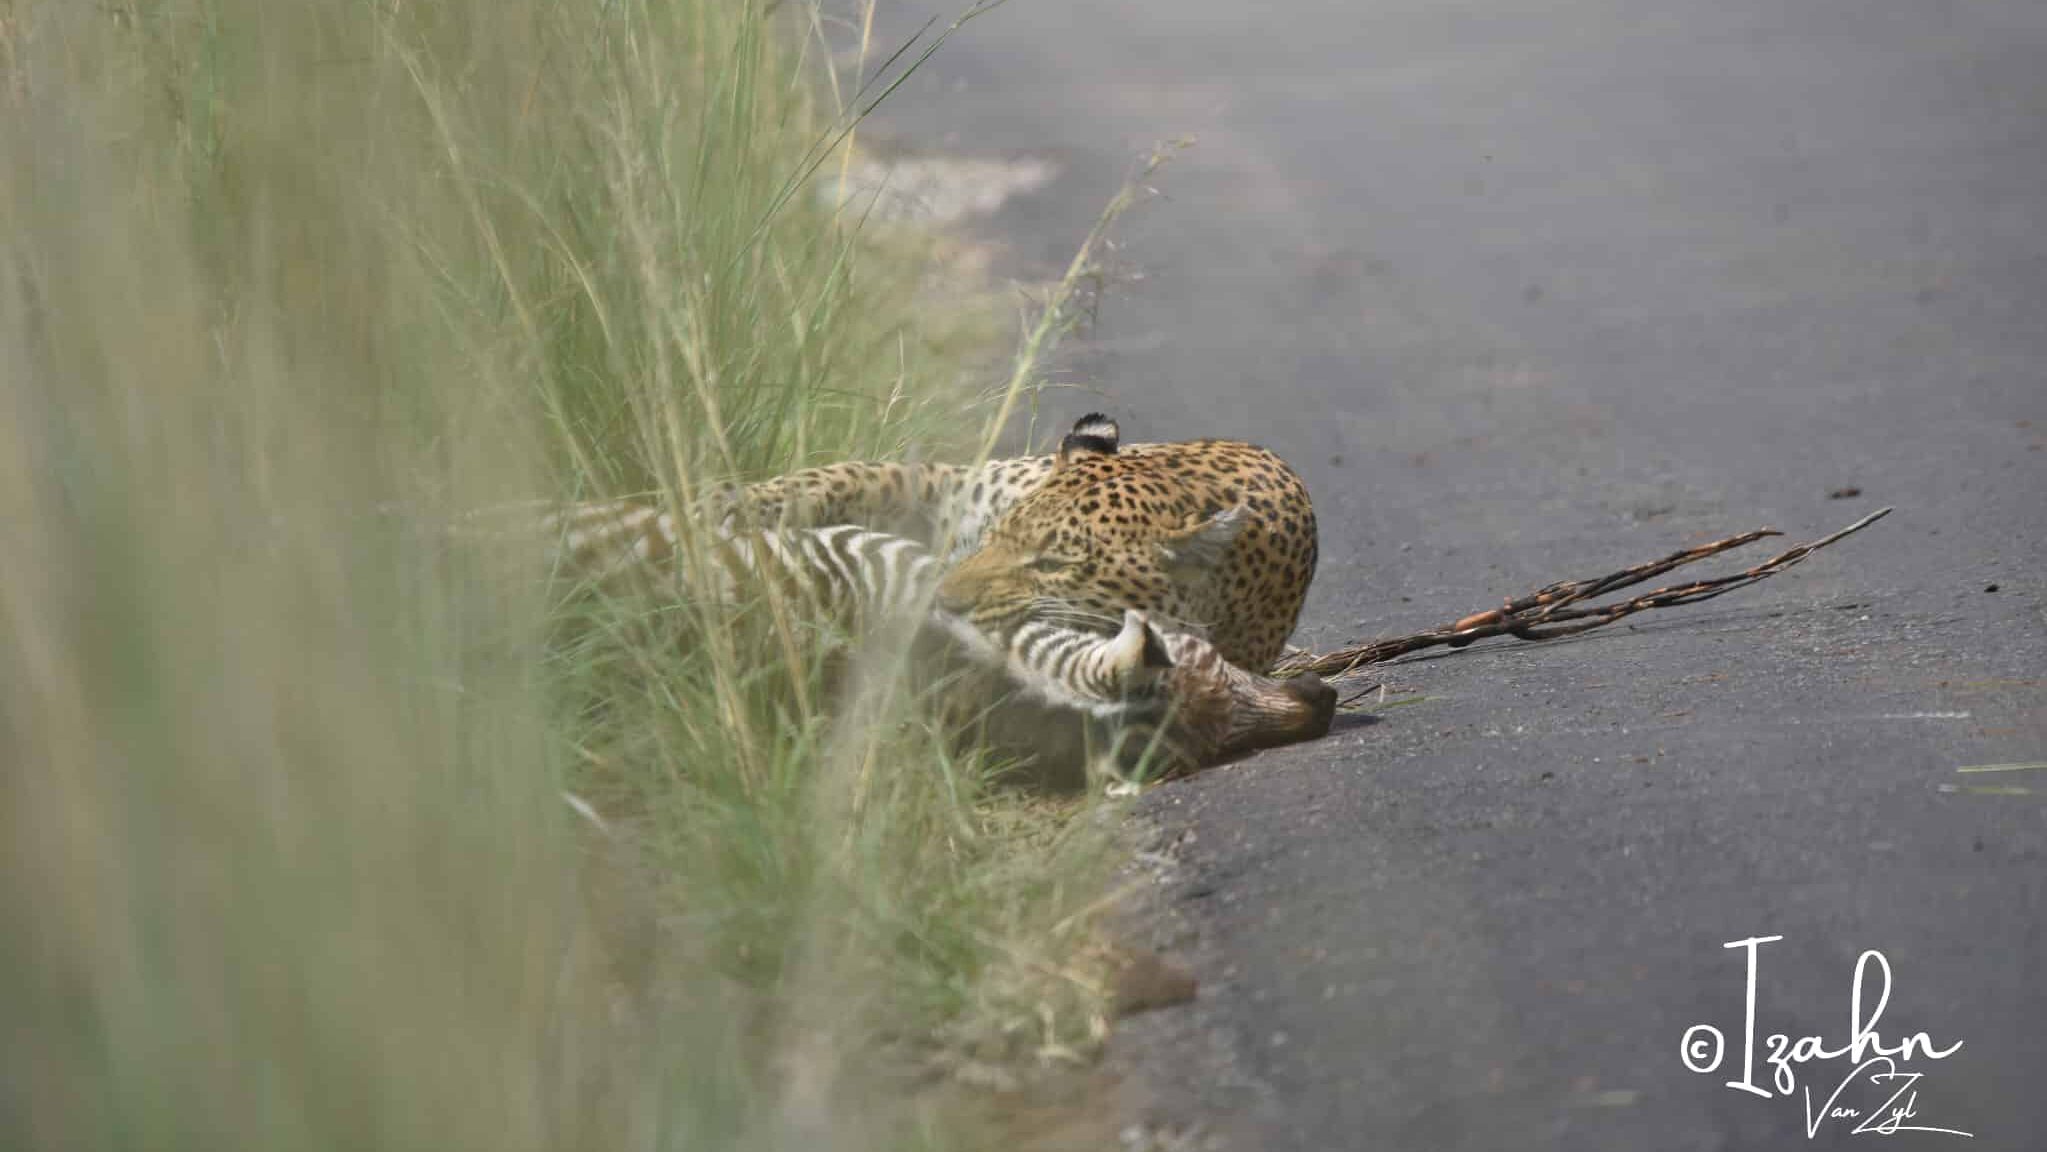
xmin=934 ymin=430 xmax=1246 ymax=640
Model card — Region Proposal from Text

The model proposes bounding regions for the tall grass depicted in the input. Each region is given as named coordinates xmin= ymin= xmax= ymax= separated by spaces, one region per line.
xmin=1 ymin=2 xmax=1112 ymax=1148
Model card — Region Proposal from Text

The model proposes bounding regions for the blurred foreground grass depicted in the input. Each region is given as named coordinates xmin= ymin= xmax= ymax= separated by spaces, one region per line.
xmin=1 ymin=2 xmax=1112 ymax=1147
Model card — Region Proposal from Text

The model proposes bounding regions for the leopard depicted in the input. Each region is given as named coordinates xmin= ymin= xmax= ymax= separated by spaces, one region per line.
xmin=717 ymin=414 xmax=1320 ymax=673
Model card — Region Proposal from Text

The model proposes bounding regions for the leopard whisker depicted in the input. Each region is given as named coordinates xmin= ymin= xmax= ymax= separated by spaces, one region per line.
xmin=1031 ymin=595 xmax=1120 ymax=619
xmin=1028 ymin=601 xmax=1124 ymax=631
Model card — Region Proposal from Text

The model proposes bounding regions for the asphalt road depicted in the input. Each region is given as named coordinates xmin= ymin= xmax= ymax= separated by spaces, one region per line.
xmin=869 ymin=1 xmax=2047 ymax=1147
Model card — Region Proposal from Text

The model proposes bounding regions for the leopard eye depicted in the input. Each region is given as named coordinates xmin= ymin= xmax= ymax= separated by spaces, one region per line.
xmin=1025 ymin=553 xmax=1070 ymax=572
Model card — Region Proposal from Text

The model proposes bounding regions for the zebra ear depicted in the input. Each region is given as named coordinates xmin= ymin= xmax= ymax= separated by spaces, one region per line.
xmin=1057 ymin=412 xmax=1120 ymax=466
xmin=1157 ymin=505 xmax=1247 ymax=574
xmin=1139 ymin=617 xmax=1173 ymax=669
xmin=1107 ymin=609 xmax=1175 ymax=680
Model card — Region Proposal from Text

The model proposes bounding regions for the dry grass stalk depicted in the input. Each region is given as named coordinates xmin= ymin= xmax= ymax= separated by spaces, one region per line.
xmin=1275 ymin=507 xmax=1893 ymax=682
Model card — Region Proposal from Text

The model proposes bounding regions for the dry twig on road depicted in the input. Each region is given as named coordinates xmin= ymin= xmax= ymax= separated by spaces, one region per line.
xmin=1274 ymin=507 xmax=1892 ymax=682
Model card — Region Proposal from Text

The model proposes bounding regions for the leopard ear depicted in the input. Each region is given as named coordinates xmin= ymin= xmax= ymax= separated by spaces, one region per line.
xmin=1156 ymin=505 xmax=1247 ymax=574
xmin=1056 ymin=412 xmax=1120 ymax=467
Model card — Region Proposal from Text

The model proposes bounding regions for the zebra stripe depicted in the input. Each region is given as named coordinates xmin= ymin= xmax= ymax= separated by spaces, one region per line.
xmin=873 ymin=536 xmax=928 ymax=614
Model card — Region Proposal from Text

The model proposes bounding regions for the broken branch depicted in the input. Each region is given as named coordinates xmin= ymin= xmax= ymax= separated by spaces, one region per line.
xmin=1274 ymin=507 xmax=1892 ymax=680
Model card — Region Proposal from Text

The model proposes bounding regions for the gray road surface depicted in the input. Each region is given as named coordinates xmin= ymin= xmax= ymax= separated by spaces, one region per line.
xmin=869 ymin=0 xmax=2047 ymax=1147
